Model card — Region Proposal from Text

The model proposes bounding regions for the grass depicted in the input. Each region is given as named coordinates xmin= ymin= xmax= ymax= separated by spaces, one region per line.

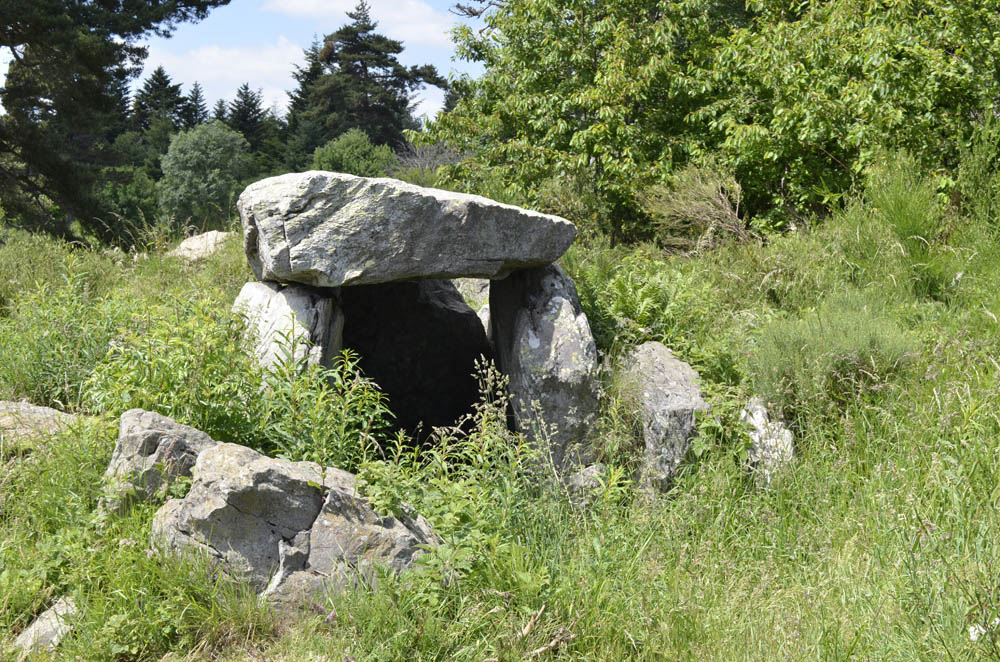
xmin=2 ymin=152 xmax=1000 ymax=660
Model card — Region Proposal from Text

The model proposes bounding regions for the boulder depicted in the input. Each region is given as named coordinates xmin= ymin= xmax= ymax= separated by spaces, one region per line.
xmin=167 ymin=231 xmax=233 ymax=263
xmin=741 ymin=397 xmax=794 ymax=487
xmin=233 ymin=281 xmax=343 ymax=372
xmin=102 ymin=409 xmax=220 ymax=511
xmin=490 ymin=264 xmax=600 ymax=471
xmin=12 ymin=597 xmax=76 ymax=659
xmin=238 ymin=172 xmax=576 ymax=287
xmin=452 ymin=278 xmax=490 ymax=310
xmin=565 ymin=464 xmax=606 ymax=507
xmin=0 ymin=401 xmax=76 ymax=442
xmin=340 ymin=279 xmax=492 ymax=432
xmin=152 ymin=443 xmax=436 ymax=604
xmin=621 ymin=342 xmax=708 ymax=492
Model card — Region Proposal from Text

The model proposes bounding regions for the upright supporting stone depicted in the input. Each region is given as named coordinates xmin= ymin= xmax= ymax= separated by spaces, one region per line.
xmin=232 ymin=281 xmax=343 ymax=372
xmin=621 ymin=342 xmax=708 ymax=492
xmin=490 ymin=264 xmax=599 ymax=471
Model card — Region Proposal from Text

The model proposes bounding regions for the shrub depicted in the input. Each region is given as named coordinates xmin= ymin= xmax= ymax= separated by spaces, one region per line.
xmin=640 ymin=161 xmax=747 ymax=252
xmin=158 ymin=120 xmax=252 ymax=231
xmin=749 ymin=291 xmax=914 ymax=421
xmin=312 ymin=128 xmax=398 ymax=177
xmin=957 ymin=115 xmax=1000 ymax=231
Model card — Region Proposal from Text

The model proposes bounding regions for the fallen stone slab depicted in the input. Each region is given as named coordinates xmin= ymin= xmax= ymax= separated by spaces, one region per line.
xmin=152 ymin=443 xmax=436 ymax=605
xmin=620 ymin=342 xmax=709 ymax=492
xmin=12 ymin=597 xmax=77 ymax=659
xmin=102 ymin=409 xmax=220 ymax=512
xmin=167 ymin=231 xmax=233 ymax=263
xmin=238 ymin=171 xmax=577 ymax=287
xmin=233 ymin=281 xmax=343 ymax=372
xmin=490 ymin=264 xmax=600 ymax=471
xmin=741 ymin=397 xmax=794 ymax=487
xmin=0 ymin=401 xmax=76 ymax=442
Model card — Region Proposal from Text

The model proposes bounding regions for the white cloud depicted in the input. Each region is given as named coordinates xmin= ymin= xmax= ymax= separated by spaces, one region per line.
xmin=261 ymin=0 xmax=455 ymax=48
xmin=142 ymin=36 xmax=304 ymax=112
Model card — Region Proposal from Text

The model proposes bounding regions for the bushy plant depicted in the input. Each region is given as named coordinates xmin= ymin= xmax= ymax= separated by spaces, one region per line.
xmin=640 ymin=161 xmax=747 ymax=252
xmin=259 ymin=349 xmax=393 ymax=469
xmin=957 ymin=115 xmax=1000 ymax=231
xmin=157 ymin=120 xmax=252 ymax=231
xmin=312 ymin=128 xmax=398 ymax=177
xmin=0 ymin=259 xmax=125 ymax=409
xmin=749 ymin=291 xmax=914 ymax=421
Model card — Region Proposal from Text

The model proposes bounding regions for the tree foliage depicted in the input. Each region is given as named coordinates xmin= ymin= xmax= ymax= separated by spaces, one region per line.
xmin=298 ymin=1 xmax=446 ymax=151
xmin=157 ymin=120 xmax=251 ymax=228
xmin=0 ymin=0 xmax=231 ymax=239
xmin=312 ymin=128 xmax=398 ymax=177
xmin=429 ymin=0 xmax=1000 ymax=239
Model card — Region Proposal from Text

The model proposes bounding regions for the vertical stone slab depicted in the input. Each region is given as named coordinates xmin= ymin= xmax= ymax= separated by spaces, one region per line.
xmin=490 ymin=264 xmax=600 ymax=471
xmin=232 ymin=281 xmax=343 ymax=372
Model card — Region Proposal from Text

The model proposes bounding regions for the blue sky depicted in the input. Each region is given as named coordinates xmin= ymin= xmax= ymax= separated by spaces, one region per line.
xmin=139 ymin=0 xmax=483 ymax=120
xmin=0 ymin=0 xmax=482 ymax=119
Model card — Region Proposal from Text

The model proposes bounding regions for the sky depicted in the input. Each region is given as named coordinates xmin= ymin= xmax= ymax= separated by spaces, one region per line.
xmin=0 ymin=0 xmax=484 ymax=120
xmin=139 ymin=0 xmax=484 ymax=120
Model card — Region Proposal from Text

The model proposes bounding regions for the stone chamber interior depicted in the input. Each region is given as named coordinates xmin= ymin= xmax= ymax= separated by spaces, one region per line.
xmin=339 ymin=279 xmax=492 ymax=438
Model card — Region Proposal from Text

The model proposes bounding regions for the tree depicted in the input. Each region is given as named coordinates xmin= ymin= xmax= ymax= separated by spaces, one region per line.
xmin=131 ymin=66 xmax=184 ymax=130
xmin=158 ymin=120 xmax=252 ymax=228
xmin=312 ymin=128 xmax=398 ymax=176
xmin=0 ymin=0 xmax=231 ymax=239
xmin=212 ymin=98 xmax=229 ymax=123
xmin=227 ymin=83 xmax=267 ymax=151
xmin=180 ymin=82 xmax=209 ymax=129
xmin=306 ymin=1 xmax=447 ymax=148
xmin=285 ymin=40 xmax=328 ymax=169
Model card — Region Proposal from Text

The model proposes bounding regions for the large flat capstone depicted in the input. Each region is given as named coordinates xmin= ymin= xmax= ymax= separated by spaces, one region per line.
xmin=238 ymin=171 xmax=577 ymax=287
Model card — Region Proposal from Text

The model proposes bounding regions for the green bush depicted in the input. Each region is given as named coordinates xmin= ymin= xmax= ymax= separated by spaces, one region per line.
xmin=312 ymin=128 xmax=398 ymax=177
xmin=158 ymin=120 xmax=252 ymax=231
xmin=749 ymin=291 xmax=914 ymax=421
xmin=640 ymin=161 xmax=748 ymax=253
xmin=957 ymin=115 xmax=1000 ymax=231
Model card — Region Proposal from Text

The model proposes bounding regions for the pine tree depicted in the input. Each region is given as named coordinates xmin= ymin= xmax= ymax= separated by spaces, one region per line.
xmin=180 ymin=81 xmax=209 ymax=128
xmin=285 ymin=40 xmax=328 ymax=169
xmin=226 ymin=83 xmax=266 ymax=151
xmin=131 ymin=66 xmax=185 ymax=131
xmin=212 ymin=98 xmax=229 ymax=122
xmin=309 ymin=1 xmax=446 ymax=148
xmin=0 ymin=0 xmax=230 ymax=239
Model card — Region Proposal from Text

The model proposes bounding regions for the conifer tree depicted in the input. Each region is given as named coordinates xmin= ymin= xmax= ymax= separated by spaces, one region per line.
xmin=212 ymin=98 xmax=229 ymax=123
xmin=131 ymin=66 xmax=185 ymax=130
xmin=308 ymin=1 xmax=446 ymax=148
xmin=226 ymin=83 xmax=266 ymax=151
xmin=180 ymin=81 xmax=209 ymax=128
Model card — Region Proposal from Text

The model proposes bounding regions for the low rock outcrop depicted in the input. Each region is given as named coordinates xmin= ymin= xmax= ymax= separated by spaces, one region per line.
xmin=168 ymin=231 xmax=233 ymax=263
xmin=233 ymin=281 xmax=344 ymax=371
xmin=741 ymin=397 xmax=794 ymax=486
xmin=0 ymin=401 xmax=76 ymax=441
xmin=491 ymin=264 xmax=600 ymax=470
xmin=238 ymin=171 xmax=576 ymax=287
xmin=152 ymin=442 xmax=436 ymax=603
xmin=621 ymin=342 xmax=709 ymax=492
xmin=102 ymin=409 xmax=220 ymax=512
xmin=11 ymin=597 xmax=77 ymax=659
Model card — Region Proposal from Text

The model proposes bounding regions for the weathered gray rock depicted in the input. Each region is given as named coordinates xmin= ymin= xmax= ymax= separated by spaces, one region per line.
xmin=152 ymin=443 xmax=436 ymax=605
xmin=565 ymin=464 xmax=606 ymax=507
xmin=340 ymin=279 xmax=492 ymax=432
xmin=621 ymin=342 xmax=708 ymax=492
xmin=452 ymin=278 xmax=490 ymax=310
xmin=168 ymin=231 xmax=233 ymax=263
xmin=102 ymin=409 xmax=220 ymax=511
xmin=233 ymin=281 xmax=343 ymax=371
xmin=238 ymin=171 xmax=577 ymax=287
xmin=12 ymin=597 xmax=76 ymax=658
xmin=741 ymin=397 xmax=794 ymax=487
xmin=490 ymin=264 xmax=600 ymax=471
xmin=0 ymin=401 xmax=76 ymax=441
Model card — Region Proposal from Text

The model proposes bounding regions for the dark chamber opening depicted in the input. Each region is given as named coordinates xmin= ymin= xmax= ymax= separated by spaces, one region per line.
xmin=340 ymin=279 xmax=493 ymax=437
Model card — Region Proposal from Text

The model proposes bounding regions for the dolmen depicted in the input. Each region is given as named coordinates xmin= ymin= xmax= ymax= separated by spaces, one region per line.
xmin=233 ymin=171 xmax=600 ymax=471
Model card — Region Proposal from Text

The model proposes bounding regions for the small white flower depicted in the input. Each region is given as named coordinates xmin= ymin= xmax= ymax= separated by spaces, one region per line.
xmin=970 ymin=624 xmax=987 ymax=642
